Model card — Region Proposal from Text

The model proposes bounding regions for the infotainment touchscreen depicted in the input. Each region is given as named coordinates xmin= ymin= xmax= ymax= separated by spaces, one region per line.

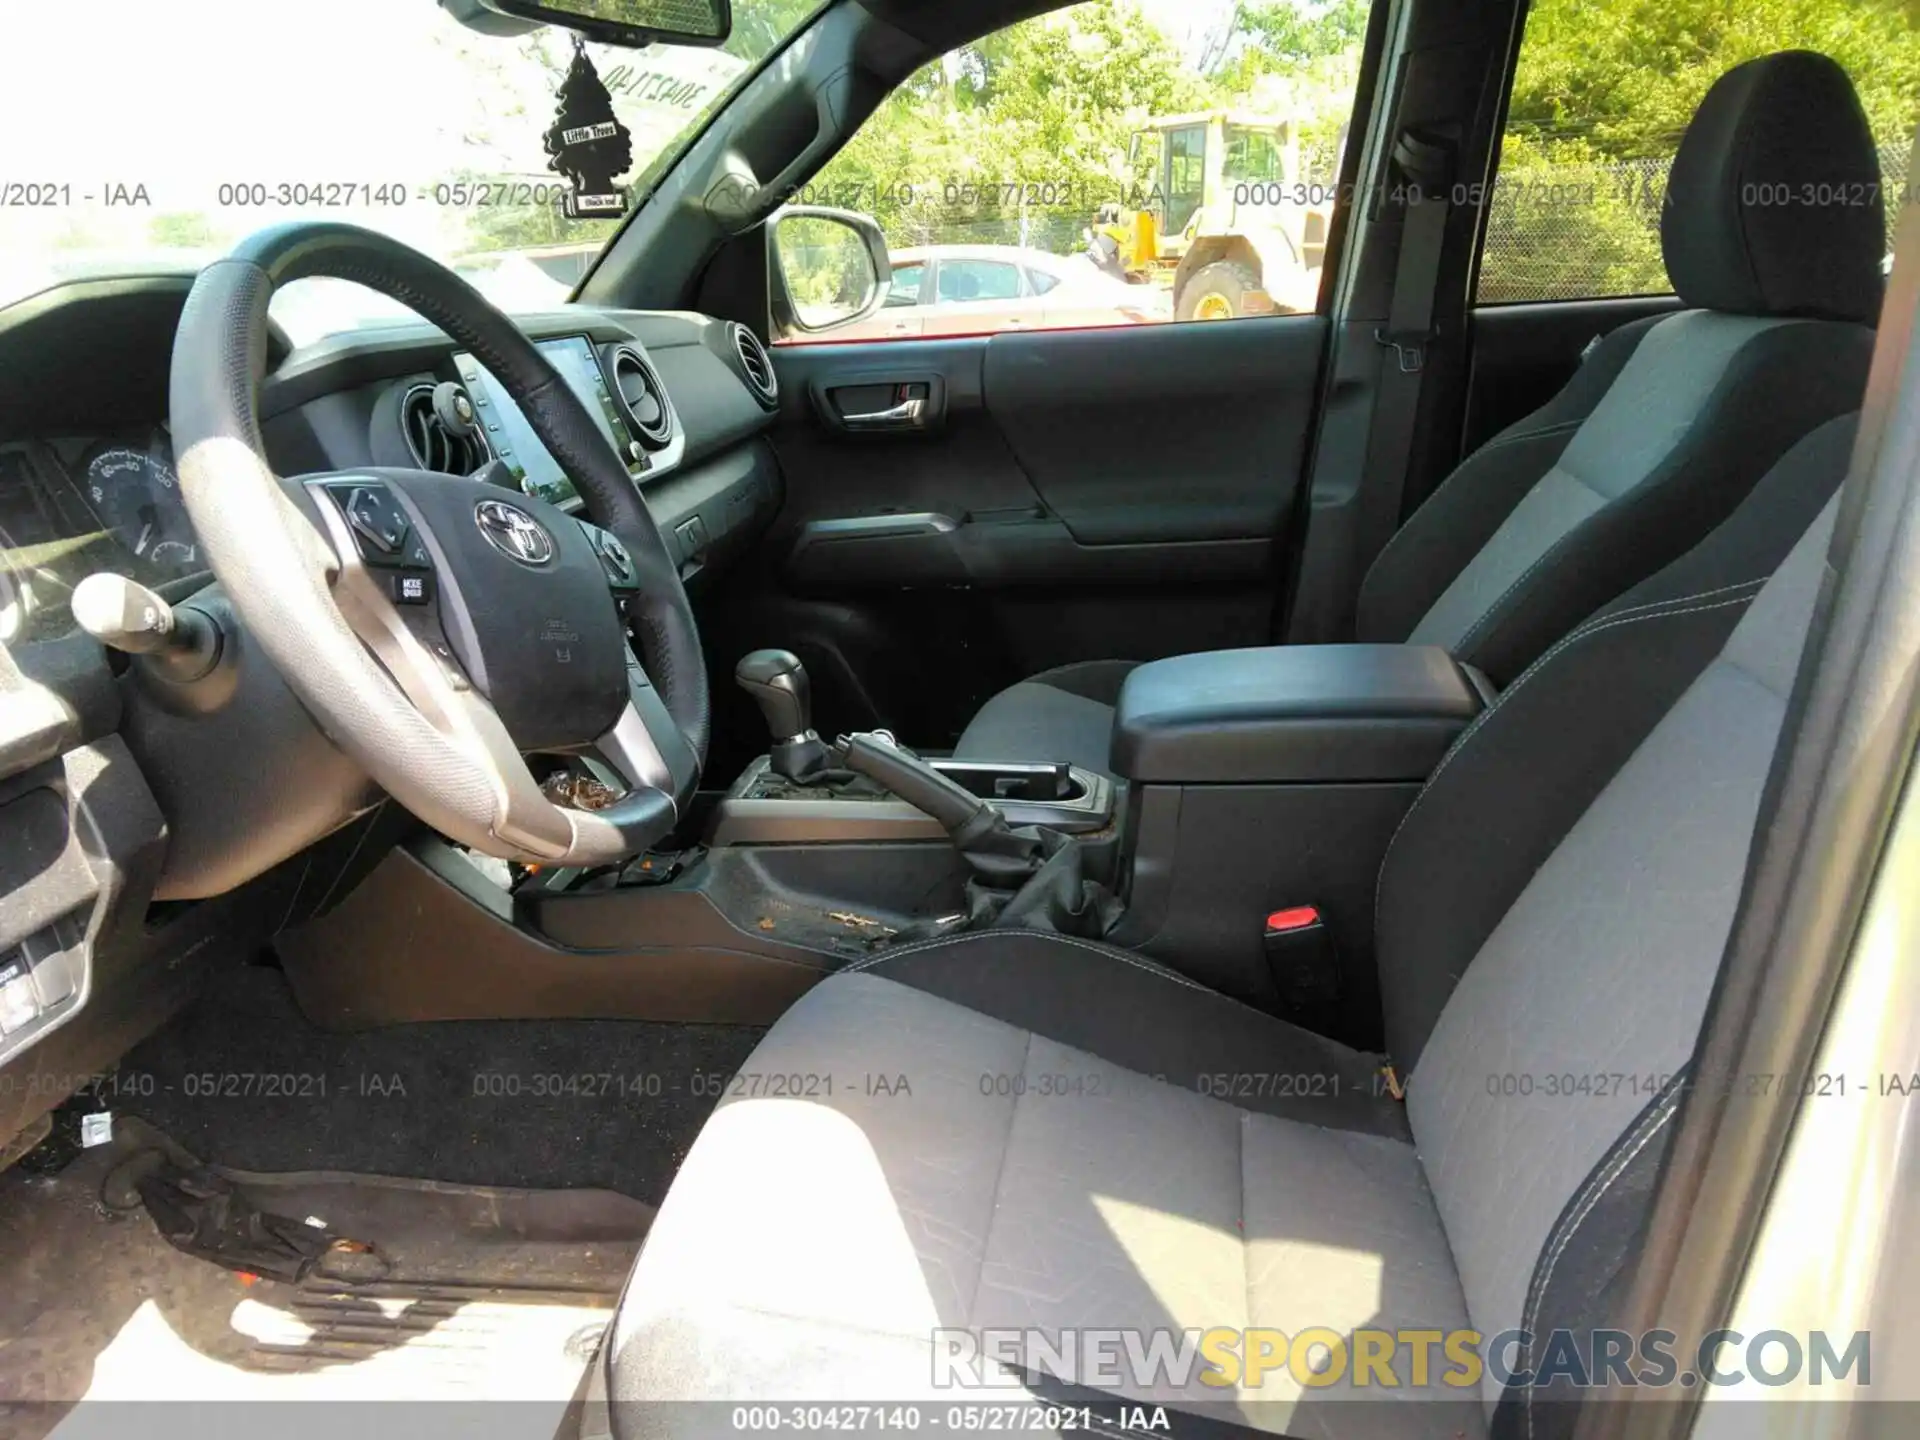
xmin=453 ymin=336 xmax=637 ymax=506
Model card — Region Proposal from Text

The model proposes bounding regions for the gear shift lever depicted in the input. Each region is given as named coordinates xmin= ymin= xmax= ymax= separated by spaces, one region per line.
xmin=735 ymin=649 xmax=832 ymax=780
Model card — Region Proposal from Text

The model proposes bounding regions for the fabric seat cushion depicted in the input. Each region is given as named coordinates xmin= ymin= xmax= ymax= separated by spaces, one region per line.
xmin=610 ymin=969 xmax=1484 ymax=1439
xmin=952 ymin=659 xmax=1139 ymax=776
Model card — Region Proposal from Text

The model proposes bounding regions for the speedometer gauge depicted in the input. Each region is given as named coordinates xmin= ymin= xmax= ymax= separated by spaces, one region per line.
xmin=81 ymin=443 xmax=200 ymax=577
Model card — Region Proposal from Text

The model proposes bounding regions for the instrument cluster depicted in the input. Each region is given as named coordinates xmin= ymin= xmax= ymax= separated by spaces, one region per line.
xmin=0 ymin=429 xmax=201 ymax=646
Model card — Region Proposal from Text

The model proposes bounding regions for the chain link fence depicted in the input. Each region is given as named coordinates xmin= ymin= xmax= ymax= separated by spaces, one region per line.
xmin=1479 ymin=141 xmax=1911 ymax=304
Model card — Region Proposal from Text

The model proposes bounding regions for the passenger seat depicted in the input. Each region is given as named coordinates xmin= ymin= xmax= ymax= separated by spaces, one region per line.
xmin=955 ymin=50 xmax=1884 ymax=777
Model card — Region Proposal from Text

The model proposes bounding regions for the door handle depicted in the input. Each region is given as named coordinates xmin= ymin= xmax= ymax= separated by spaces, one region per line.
xmin=841 ymin=396 xmax=927 ymax=431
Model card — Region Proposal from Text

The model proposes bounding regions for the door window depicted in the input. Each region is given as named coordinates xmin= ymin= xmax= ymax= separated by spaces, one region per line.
xmin=935 ymin=260 xmax=1024 ymax=303
xmin=773 ymin=0 xmax=1370 ymax=342
xmin=1161 ymin=124 xmax=1209 ymax=236
xmin=884 ymin=262 xmax=926 ymax=306
xmin=1224 ymin=124 xmax=1288 ymax=184
xmin=1477 ymin=0 xmax=1916 ymax=304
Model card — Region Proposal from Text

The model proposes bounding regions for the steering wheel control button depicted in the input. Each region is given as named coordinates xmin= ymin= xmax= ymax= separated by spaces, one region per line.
xmin=583 ymin=524 xmax=640 ymax=591
xmin=345 ymin=486 xmax=410 ymax=556
xmin=474 ymin=497 xmax=556 ymax=566
xmin=399 ymin=532 xmax=433 ymax=569
xmin=391 ymin=572 xmax=433 ymax=606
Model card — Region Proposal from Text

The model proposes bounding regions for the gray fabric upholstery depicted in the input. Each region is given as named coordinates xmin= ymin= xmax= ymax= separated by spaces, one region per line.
xmin=1354 ymin=318 xmax=1664 ymax=649
xmin=611 ymin=971 xmax=1483 ymax=1437
xmin=1406 ymin=497 xmax=1834 ymax=1407
xmin=1373 ymin=414 xmax=1859 ymax=1069
xmin=1407 ymin=311 xmax=1794 ymax=651
xmin=1660 ymin=50 xmax=1885 ymax=324
xmin=952 ymin=660 xmax=1138 ymax=775
xmin=606 ymin=486 xmax=1841 ymax=1437
xmin=846 ymin=928 xmax=1408 ymax=1134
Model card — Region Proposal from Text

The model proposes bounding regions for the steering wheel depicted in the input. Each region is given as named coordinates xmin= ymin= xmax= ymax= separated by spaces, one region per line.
xmin=168 ymin=223 xmax=709 ymax=866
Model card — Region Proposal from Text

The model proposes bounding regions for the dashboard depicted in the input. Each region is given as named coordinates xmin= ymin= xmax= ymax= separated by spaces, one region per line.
xmin=0 ymin=268 xmax=791 ymax=1167
xmin=0 ymin=276 xmax=788 ymax=653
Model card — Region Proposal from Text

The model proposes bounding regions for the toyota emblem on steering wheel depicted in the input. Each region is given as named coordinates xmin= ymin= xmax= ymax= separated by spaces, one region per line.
xmin=475 ymin=498 xmax=556 ymax=566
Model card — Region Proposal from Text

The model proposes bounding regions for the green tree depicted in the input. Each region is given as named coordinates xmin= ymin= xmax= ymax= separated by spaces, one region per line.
xmin=1507 ymin=0 xmax=1918 ymax=158
xmin=1483 ymin=0 xmax=1918 ymax=299
xmin=812 ymin=0 xmax=1203 ymax=251
xmin=1209 ymin=1 xmax=1367 ymax=183
xmin=1230 ymin=0 xmax=1368 ymax=67
xmin=725 ymin=0 xmax=820 ymax=61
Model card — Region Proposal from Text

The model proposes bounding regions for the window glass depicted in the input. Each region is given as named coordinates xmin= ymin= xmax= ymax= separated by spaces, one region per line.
xmin=1163 ymin=125 xmax=1210 ymax=235
xmin=0 ymin=0 xmax=827 ymax=345
xmin=937 ymin=260 xmax=1023 ymax=302
xmin=1478 ymin=0 xmax=1918 ymax=304
xmin=884 ymin=262 xmax=925 ymax=305
xmin=773 ymin=0 xmax=1367 ymax=342
xmin=1225 ymin=125 xmax=1288 ymax=184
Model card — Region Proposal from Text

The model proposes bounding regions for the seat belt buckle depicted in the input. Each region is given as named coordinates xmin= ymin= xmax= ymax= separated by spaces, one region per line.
xmin=1373 ymin=328 xmax=1427 ymax=374
xmin=1263 ymin=905 xmax=1341 ymax=1009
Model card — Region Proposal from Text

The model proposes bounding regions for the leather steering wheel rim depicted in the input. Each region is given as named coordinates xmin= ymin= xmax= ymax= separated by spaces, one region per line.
xmin=168 ymin=222 xmax=710 ymax=864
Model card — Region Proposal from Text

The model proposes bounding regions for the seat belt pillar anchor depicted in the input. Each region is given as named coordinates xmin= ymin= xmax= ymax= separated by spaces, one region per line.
xmin=1374 ymin=328 xmax=1427 ymax=373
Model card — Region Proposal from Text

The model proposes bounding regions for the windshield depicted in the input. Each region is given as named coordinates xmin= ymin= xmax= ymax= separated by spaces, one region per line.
xmin=0 ymin=0 xmax=820 ymax=345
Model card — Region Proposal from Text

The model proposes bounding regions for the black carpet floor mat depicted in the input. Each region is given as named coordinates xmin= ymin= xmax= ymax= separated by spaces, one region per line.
xmin=115 ymin=966 xmax=763 ymax=1205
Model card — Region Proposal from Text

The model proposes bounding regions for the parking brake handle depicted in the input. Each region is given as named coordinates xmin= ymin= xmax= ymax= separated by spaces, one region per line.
xmin=839 ymin=731 xmax=1120 ymax=940
xmin=839 ymin=732 xmax=994 ymax=840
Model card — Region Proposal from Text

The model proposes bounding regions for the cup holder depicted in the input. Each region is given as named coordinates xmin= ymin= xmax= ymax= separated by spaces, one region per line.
xmin=932 ymin=760 xmax=1085 ymax=804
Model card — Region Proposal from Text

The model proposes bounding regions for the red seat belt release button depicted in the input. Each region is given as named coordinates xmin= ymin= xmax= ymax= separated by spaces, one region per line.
xmin=1262 ymin=905 xmax=1340 ymax=1008
xmin=1265 ymin=905 xmax=1321 ymax=934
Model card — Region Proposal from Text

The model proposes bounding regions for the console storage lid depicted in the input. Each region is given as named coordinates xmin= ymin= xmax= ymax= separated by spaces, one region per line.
xmin=1112 ymin=644 xmax=1485 ymax=784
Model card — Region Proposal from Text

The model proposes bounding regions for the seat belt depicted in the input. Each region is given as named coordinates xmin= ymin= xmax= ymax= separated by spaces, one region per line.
xmin=1359 ymin=128 xmax=1457 ymax=567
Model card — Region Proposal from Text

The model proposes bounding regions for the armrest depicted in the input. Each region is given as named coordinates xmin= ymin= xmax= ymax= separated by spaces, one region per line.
xmin=1112 ymin=644 xmax=1484 ymax=784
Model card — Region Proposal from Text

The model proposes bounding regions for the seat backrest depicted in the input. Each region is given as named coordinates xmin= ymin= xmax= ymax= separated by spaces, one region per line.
xmin=1355 ymin=49 xmax=1882 ymax=685
xmin=1377 ymin=437 xmax=1847 ymax=1409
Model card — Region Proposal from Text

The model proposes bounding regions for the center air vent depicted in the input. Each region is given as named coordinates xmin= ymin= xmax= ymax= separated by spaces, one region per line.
xmin=400 ymin=382 xmax=489 ymax=475
xmin=729 ymin=323 xmax=779 ymax=409
xmin=608 ymin=346 xmax=675 ymax=448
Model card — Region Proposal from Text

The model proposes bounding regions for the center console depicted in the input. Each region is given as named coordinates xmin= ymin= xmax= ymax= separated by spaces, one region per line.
xmin=276 ymin=642 xmax=1484 ymax=1051
xmin=1106 ymin=644 xmax=1490 ymax=1036
xmin=711 ymin=756 xmax=1115 ymax=845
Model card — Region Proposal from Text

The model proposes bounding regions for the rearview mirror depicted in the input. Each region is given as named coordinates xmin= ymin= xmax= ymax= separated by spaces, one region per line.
xmin=768 ymin=207 xmax=893 ymax=336
xmin=465 ymin=0 xmax=731 ymax=47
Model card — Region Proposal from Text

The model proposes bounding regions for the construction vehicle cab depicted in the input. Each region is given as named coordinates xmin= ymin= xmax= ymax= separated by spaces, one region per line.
xmin=1114 ymin=109 xmax=1331 ymax=319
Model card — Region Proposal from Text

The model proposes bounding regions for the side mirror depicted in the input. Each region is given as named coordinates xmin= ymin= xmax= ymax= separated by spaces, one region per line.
xmin=767 ymin=207 xmax=892 ymax=337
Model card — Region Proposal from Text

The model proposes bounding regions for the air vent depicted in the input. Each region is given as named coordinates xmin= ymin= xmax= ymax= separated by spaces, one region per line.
xmin=729 ymin=323 xmax=779 ymax=408
xmin=400 ymin=383 xmax=488 ymax=475
xmin=609 ymin=346 xmax=675 ymax=449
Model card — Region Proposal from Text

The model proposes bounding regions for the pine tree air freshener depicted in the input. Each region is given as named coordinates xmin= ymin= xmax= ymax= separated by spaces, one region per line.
xmin=544 ymin=36 xmax=636 ymax=220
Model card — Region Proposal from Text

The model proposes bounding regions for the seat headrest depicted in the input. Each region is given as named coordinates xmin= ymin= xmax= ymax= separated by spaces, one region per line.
xmin=1661 ymin=50 xmax=1884 ymax=324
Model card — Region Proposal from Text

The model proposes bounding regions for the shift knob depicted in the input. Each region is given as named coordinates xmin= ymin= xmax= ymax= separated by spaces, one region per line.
xmin=736 ymin=648 xmax=832 ymax=782
xmin=735 ymin=648 xmax=812 ymax=742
